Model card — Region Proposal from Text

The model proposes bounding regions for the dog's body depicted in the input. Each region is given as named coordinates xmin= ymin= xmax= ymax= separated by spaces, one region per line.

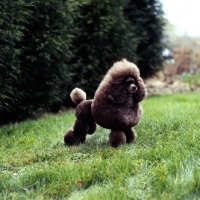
xmin=64 ymin=59 xmax=146 ymax=147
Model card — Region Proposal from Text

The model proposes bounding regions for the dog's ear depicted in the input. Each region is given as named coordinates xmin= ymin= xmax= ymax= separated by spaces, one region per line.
xmin=107 ymin=84 xmax=127 ymax=104
xmin=134 ymin=77 xmax=146 ymax=102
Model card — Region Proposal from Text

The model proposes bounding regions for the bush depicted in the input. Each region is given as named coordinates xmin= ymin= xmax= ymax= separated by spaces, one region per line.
xmin=0 ymin=0 xmax=30 ymax=123
xmin=0 ymin=0 xmax=165 ymax=124
xmin=124 ymin=0 xmax=165 ymax=78
xmin=68 ymin=0 xmax=165 ymax=97
xmin=19 ymin=0 xmax=74 ymax=113
xmin=68 ymin=0 xmax=138 ymax=98
xmin=182 ymin=70 xmax=200 ymax=88
xmin=0 ymin=0 xmax=74 ymax=124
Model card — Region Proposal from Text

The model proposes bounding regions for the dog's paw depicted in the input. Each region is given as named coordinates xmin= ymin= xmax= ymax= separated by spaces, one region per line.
xmin=109 ymin=130 xmax=126 ymax=147
xmin=64 ymin=128 xmax=81 ymax=146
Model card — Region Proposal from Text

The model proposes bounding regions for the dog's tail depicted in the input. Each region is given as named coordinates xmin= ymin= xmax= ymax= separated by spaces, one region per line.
xmin=70 ymin=87 xmax=86 ymax=105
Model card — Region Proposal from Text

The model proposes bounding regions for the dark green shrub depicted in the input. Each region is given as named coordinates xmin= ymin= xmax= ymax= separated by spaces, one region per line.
xmin=124 ymin=0 xmax=165 ymax=77
xmin=0 ymin=0 xmax=74 ymax=124
xmin=69 ymin=0 xmax=138 ymax=98
xmin=0 ymin=0 xmax=30 ymax=123
xmin=0 ymin=0 xmax=166 ymax=124
xmin=20 ymin=0 xmax=74 ymax=113
xmin=68 ymin=0 xmax=165 ymax=97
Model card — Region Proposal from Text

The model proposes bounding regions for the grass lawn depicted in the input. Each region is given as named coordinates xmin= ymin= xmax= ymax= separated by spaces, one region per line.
xmin=1 ymin=93 xmax=200 ymax=200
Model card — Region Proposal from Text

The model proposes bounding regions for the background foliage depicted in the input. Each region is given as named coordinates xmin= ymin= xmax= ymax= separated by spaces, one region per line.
xmin=125 ymin=0 xmax=165 ymax=77
xmin=0 ymin=0 xmax=31 ymax=123
xmin=0 ymin=0 xmax=165 ymax=124
xmin=70 ymin=0 xmax=138 ymax=95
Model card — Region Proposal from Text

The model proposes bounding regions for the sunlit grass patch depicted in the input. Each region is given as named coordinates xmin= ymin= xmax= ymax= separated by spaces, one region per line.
xmin=1 ymin=93 xmax=200 ymax=199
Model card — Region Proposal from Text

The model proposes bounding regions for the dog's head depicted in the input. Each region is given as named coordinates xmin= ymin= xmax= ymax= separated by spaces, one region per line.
xmin=104 ymin=59 xmax=146 ymax=104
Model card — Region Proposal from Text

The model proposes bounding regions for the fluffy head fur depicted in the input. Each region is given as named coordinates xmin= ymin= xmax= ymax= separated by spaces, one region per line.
xmin=103 ymin=58 xmax=140 ymax=83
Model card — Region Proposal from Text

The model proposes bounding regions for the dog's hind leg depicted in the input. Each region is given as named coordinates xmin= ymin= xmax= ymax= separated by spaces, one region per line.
xmin=64 ymin=128 xmax=80 ymax=146
xmin=64 ymin=119 xmax=88 ymax=146
xmin=123 ymin=128 xmax=137 ymax=143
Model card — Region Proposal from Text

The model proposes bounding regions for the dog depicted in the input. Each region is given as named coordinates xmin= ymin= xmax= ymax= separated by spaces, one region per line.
xmin=64 ymin=59 xmax=146 ymax=147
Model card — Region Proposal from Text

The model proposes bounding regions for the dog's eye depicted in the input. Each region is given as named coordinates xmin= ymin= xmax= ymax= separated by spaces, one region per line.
xmin=126 ymin=77 xmax=136 ymax=84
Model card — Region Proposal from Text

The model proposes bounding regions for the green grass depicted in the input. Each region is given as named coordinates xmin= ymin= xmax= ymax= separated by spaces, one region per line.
xmin=1 ymin=93 xmax=200 ymax=200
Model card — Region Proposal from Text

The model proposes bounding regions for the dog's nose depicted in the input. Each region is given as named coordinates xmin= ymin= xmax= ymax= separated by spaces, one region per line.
xmin=130 ymin=84 xmax=137 ymax=92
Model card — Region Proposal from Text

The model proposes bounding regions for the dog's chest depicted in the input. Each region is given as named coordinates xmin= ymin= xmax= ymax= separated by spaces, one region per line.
xmin=125 ymin=94 xmax=134 ymax=106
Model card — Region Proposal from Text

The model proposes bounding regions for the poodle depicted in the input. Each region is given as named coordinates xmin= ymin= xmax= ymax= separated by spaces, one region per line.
xmin=64 ymin=59 xmax=146 ymax=147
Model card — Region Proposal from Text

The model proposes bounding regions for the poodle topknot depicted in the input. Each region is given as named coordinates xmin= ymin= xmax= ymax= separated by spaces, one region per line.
xmin=64 ymin=59 xmax=147 ymax=147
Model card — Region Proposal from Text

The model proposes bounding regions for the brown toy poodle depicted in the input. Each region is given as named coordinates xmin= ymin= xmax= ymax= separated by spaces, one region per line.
xmin=64 ymin=59 xmax=146 ymax=147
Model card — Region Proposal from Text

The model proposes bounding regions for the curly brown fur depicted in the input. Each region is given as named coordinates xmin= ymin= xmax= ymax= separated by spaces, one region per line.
xmin=64 ymin=59 xmax=146 ymax=147
xmin=64 ymin=89 xmax=97 ymax=146
xmin=64 ymin=128 xmax=82 ymax=146
xmin=109 ymin=130 xmax=126 ymax=147
xmin=70 ymin=87 xmax=86 ymax=105
xmin=92 ymin=59 xmax=146 ymax=146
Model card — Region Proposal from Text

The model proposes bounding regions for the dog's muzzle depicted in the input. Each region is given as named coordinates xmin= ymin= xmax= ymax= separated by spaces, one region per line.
xmin=129 ymin=84 xmax=137 ymax=93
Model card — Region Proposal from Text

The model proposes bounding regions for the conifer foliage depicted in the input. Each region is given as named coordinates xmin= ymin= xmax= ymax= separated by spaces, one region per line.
xmin=0 ymin=0 xmax=165 ymax=124
xmin=0 ymin=0 xmax=30 ymax=123
xmin=125 ymin=0 xmax=165 ymax=77
xmin=70 ymin=0 xmax=138 ymax=97
xmin=0 ymin=0 xmax=73 ymax=123
xmin=19 ymin=0 xmax=74 ymax=114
